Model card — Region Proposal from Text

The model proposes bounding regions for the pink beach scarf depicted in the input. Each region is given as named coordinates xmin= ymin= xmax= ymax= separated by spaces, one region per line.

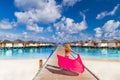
xmin=57 ymin=54 xmax=84 ymax=73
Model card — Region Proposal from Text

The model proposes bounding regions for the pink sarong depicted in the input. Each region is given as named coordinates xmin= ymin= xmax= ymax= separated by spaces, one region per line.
xmin=57 ymin=54 xmax=84 ymax=73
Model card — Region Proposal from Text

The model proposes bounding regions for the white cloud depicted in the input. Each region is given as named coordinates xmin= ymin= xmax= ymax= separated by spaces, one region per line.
xmin=53 ymin=13 xmax=88 ymax=43
xmin=96 ymin=4 xmax=120 ymax=19
xmin=22 ymin=32 xmax=29 ymax=39
xmin=0 ymin=31 xmax=21 ymax=40
xmin=94 ymin=20 xmax=120 ymax=39
xmin=15 ymin=0 xmax=61 ymax=24
xmin=15 ymin=0 xmax=59 ymax=33
xmin=26 ymin=23 xmax=43 ymax=33
xmin=102 ymin=20 xmax=120 ymax=32
xmin=22 ymin=32 xmax=27 ymax=35
xmin=14 ymin=0 xmax=44 ymax=10
xmin=62 ymin=0 xmax=81 ymax=6
xmin=94 ymin=27 xmax=102 ymax=38
xmin=56 ymin=32 xmax=65 ymax=38
xmin=54 ymin=32 xmax=77 ymax=43
xmin=54 ymin=13 xmax=87 ymax=34
xmin=0 ymin=19 xmax=16 ymax=29
xmin=96 ymin=11 xmax=107 ymax=19
xmin=21 ymin=32 xmax=46 ymax=41
xmin=0 ymin=30 xmax=53 ymax=41
xmin=46 ymin=26 xmax=52 ymax=32
xmin=102 ymin=20 xmax=120 ymax=39
xmin=103 ymin=30 xmax=120 ymax=39
xmin=79 ymin=33 xmax=93 ymax=41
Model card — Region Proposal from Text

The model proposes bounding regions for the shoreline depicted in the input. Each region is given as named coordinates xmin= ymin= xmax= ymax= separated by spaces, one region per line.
xmin=1 ymin=56 xmax=120 ymax=62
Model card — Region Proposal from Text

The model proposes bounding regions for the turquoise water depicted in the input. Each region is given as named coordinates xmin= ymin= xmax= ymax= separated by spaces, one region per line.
xmin=1 ymin=46 xmax=120 ymax=60
xmin=72 ymin=47 xmax=120 ymax=60
xmin=0 ymin=46 xmax=55 ymax=59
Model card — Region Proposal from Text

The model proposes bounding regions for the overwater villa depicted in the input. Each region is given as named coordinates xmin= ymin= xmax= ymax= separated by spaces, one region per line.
xmin=70 ymin=41 xmax=83 ymax=46
xmin=13 ymin=39 xmax=24 ymax=47
xmin=0 ymin=40 xmax=13 ymax=48
xmin=108 ymin=39 xmax=120 ymax=48
xmin=69 ymin=39 xmax=120 ymax=48
xmin=82 ymin=40 xmax=97 ymax=47
xmin=96 ymin=40 xmax=108 ymax=48
xmin=0 ymin=39 xmax=55 ymax=48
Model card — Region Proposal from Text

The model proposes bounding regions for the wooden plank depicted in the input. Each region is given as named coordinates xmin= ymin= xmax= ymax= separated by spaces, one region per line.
xmin=33 ymin=46 xmax=99 ymax=80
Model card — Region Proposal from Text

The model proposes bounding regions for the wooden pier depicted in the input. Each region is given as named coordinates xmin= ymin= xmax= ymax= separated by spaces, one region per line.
xmin=33 ymin=46 xmax=99 ymax=80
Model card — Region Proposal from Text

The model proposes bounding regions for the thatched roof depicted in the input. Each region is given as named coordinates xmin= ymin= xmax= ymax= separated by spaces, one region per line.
xmin=14 ymin=39 xmax=24 ymax=43
xmin=27 ymin=40 xmax=36 ymax=43
xmin=1 ymin=40 xmax=12 ymax=43
xmin=110 ymin=39 xmax=120 ymax=43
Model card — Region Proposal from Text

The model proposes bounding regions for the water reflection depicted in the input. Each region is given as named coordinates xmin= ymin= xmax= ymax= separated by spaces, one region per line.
xmin=0 ymin=47 xmax=54 ymax=59
xmin=72 ymin=47 xmax=120 ymax=59
xmin=101 ymin=49 xmax=108 ymax=55
xmin=6 ymin=50 xmax=12 ymax=56
xmin=18 ymin=49 xmax=23 ymax=54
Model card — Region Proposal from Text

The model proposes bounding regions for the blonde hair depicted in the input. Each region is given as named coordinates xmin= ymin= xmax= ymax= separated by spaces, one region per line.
xmin=65 ymin=44 xmax=71 ymax=51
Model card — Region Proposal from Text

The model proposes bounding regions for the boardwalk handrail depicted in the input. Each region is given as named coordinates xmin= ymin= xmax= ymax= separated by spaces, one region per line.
xmin=32 ymin=46 xmax=57 ymax=80
xmin=85 ymin=66 xmax=99 ymax=80
xmin=71 ymin=51 xmax=99 ymax=80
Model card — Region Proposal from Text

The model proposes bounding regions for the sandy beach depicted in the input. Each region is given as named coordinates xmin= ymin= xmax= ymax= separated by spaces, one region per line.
xmin=0 ymin=59 xmax=46 ymax=80
xmin=83 ymin=59 xmax=120 ymax=80
xmin=0 ymin=58 xmax=120 ymax=80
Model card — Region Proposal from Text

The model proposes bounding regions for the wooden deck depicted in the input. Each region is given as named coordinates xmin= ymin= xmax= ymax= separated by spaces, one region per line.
xmin=33 ymin=46 xmax=99 ymax=80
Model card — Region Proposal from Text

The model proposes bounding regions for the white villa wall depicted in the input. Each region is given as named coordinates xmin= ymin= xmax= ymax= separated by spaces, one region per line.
xmin=5 ymin=43 xmax=12 ymax=47
xmin=108 ymin=43 xmax=116 ymax=47
xmin=13 ymin=43 xmax=23 ymax=47
xmin=97 ymin=43 xmax=108 ymax=47
xmin=83 ymin=43 xmax=89 ymax=46
xmin=40 ymin=43 xmax=47 ymax=46
xmin=29 ymin=43 xmax=37 ymax=47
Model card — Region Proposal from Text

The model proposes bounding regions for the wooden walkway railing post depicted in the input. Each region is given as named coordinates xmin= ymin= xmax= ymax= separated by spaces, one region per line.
xmin=39 ymin=59 xmax=43 ymax=69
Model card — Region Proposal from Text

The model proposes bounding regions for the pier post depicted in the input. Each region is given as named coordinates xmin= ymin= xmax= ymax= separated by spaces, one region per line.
xmin=39 ymin=59 xmax=43 ymax=69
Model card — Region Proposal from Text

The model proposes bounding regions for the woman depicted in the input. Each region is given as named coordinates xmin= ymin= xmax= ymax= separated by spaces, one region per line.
xmin=57 ymin=43 xmax=85 ymax=73
xmin=64 ymin=43 xmax=78 ymax=56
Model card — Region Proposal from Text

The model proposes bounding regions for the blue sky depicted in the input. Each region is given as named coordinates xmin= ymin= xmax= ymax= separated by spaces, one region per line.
xmin=0 ymin=0 xmax=120 ymax=43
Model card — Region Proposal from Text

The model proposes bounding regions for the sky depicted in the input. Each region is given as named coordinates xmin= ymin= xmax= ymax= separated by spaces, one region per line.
xmin=0 ymin=0 xmax=120 ymax=43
